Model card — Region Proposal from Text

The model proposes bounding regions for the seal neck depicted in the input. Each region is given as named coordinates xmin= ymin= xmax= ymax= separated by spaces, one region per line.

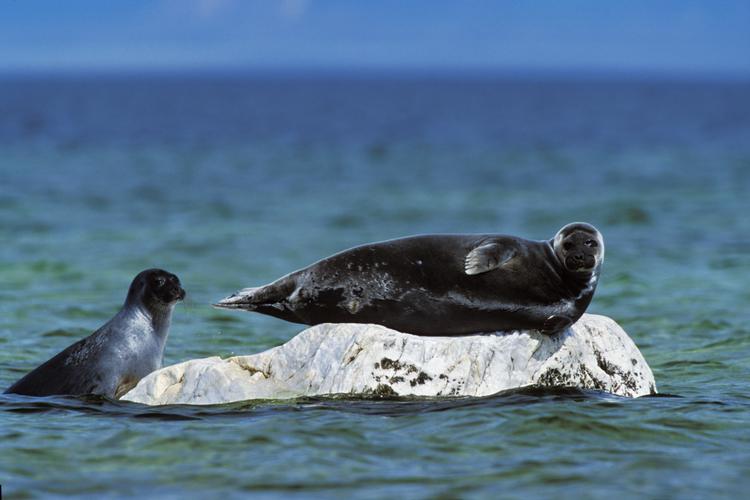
xmin=147 ymin=304 xmax=174 ymax=337
xmin=124 ymin=300 xmax=174 ymax=342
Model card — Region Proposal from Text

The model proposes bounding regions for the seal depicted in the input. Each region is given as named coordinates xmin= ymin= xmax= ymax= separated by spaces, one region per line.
xmin=4 ymin=269 xmax=185 ymax=398
xmin=215 ymin=222 xmax=604 ymax=336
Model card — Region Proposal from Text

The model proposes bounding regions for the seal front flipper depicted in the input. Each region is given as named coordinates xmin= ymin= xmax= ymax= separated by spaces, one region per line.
xmin=464 ymin=243 xmax=515 ymax=275
xmin=114 ymin=375 xmax=139 ymax=399
xmin=540 ymin=315 xmax=573 ymax=335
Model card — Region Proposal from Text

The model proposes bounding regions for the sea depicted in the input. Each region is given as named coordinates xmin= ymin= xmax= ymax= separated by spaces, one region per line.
xmin=1 ymin=73 xmax=749 ymax=498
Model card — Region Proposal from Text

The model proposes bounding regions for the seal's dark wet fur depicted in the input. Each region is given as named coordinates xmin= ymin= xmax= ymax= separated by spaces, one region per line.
xmin=217 ymin=223 xmax=604 ymax=336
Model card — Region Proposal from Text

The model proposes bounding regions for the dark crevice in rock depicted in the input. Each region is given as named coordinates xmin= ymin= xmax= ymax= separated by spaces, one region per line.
xmin=367 ymin=383 xmax=397 ymax=397
xmin=377 ymin=357 xmax=419 ymax=374
xmin=410 ymin=372 xmax=433 ymax=387
xmin=595 ymin=352 xmax=617 ymax=376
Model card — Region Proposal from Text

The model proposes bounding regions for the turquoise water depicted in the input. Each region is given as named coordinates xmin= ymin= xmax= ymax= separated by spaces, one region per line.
xmin=1 ymin=75 xmax=749 ymax=498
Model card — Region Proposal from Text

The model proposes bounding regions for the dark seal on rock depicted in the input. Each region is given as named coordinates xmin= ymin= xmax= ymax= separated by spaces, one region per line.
xmin=215 ymin=223 xmax=604 ymax=336
xmin=5 ymin=269 xmax=185 ymax=398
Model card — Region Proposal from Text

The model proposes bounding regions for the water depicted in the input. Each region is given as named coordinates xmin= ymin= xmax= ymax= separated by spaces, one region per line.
xmin=1 ymin=74 xmax=749 ymax=498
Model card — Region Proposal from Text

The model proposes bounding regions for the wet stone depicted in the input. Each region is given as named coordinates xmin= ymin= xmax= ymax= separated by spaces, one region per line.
xmin=123 ymin=314 xmax=657 ymax=405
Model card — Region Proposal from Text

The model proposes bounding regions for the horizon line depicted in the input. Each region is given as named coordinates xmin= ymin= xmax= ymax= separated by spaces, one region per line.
xmin=1 ymin=64 xmax=749 ymax=83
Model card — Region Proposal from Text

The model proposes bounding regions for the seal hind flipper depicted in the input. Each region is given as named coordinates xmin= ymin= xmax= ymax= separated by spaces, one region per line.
xmin=464 ymin=243 xmax=515 ymax=275
xmin=215 ymin=278 xmax=296 ymax=311
xmin=214 ymin=287 xmax=265 ymax=309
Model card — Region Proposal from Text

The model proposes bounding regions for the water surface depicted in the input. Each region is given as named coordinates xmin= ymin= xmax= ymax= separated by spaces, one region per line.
xmin=1 ymin=74 xmax=749 ymax=498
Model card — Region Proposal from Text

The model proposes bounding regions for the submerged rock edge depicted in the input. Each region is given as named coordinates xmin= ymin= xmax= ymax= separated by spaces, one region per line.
xmin=122 ymin=314 xmax=657 ymax=406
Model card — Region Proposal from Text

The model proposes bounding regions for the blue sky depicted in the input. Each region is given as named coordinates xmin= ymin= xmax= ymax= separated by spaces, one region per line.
xmin=1 ymin=0 xmax=749 ymax=76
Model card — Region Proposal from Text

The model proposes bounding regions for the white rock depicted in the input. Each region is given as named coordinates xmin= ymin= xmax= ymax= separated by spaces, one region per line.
xmin=122 ymin=314 xmax=656 ymax=405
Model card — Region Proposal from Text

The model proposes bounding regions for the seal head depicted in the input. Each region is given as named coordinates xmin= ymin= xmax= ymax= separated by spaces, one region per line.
xmin=552 ymin=222 xmax=604 ymax=274
xmin=127 ymin=268 xmax=186 ymax=312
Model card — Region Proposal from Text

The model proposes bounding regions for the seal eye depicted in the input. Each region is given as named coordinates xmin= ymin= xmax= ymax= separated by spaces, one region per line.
xmin=585 ymin=240 xmax=598 ymax=248
xmin=563 ymin=242 xmax=574 ymax=251
xmin=154 ymin=277 xmax=166 ymax=287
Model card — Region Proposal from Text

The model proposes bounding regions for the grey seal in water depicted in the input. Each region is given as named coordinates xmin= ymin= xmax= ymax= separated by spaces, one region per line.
xmin=215 ymin=223 xmax=604 ymax=335
xmin=5 ymin=269 xmax=185 ymax=398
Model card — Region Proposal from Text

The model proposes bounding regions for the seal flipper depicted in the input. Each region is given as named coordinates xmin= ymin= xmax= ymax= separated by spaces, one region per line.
xmin=540 ymin=315 xmax=573 ymax=335
xmin=115 ymin=375 xmax=139 ymax=399
xmin=214 ymin=278 xmax=296 ymax=311
xmin=464 ymin=243 xmax=515 ymax=276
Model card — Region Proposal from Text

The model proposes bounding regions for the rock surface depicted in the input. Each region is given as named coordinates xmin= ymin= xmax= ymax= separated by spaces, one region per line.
xmin=122 ymin=314 xmax=656 ymax=405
